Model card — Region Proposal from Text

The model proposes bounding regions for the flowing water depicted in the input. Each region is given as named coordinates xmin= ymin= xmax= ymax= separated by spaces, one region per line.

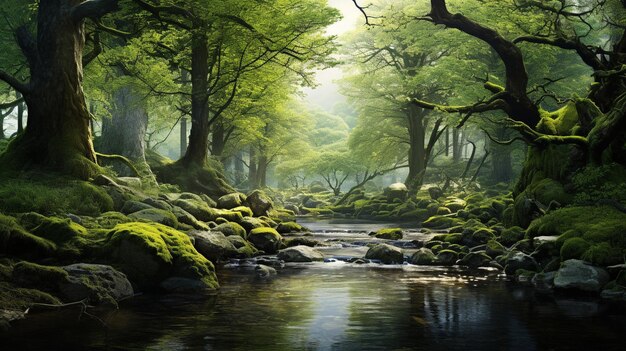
xmin=2 ymin=219 xmax=626 ymax=350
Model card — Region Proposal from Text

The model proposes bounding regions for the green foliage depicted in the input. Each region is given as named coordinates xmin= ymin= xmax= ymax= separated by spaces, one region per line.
xmin=570 ymin=163 xmax=626 ymax=204
xmin=0 ymin=214 xmax=56 ymax=259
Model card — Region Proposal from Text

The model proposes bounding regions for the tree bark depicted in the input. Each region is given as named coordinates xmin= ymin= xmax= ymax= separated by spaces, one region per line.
xmin=249 ymin=147 xmax=257 ymax=187
xmin=211 ymin=122 xmax=226 ymax=160
xmin=180 ymin=116 xmax=188 ymax=158
xmin=405 ymin=104 xmax=427 ymax=193
xmin=16 ymin=94 xmax=24 ymax=134
xmin=180 ymin=32 xmax=211 ymax=167
xmin=100 ymin=84 xmax=148 ymax=163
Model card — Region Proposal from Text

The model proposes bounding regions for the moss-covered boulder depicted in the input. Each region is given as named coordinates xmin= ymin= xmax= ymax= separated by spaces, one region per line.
xmin=226 ymin=235 xmax=257 ymax=257
xmin=443 ymin=197 xmax=467 ymax=212
xmin=231 ymin=206 xmax=254 ymax=218
xmin=384 ymin=183 xmax=408 ymax=202
xmin=171 ymin=206 xmax=209 ymax=231
xmin=120 ymin=200 xmax=154 ymax=215
xmin=12 ymin=261 xmax=133 ymax=306
xmin=435 ymin=250 xmax=459 ymax=266
xmin=486 ymin=240 xmax=506 ymax=258
xmin=248 ymin=227 xmax=282 ymax=254
xmin=365 ymin=243 xmax=403 ymax=264
xmin=422 ymin=215 xmax=463 ymax=229
xmin=499 ymin=226 xmax=526 ymax=247
xmin=560 ymin=237 xmax=590 ymax=261
xmin=458 ymin=251 xmax=492 ymax=268
xmin=171 ymin=198 xmax=214 ymax=222
xmin=371 ymin=228 xmax=403 ymax=240
xmin=101 ymin=222 xmax=218 ymax=290
xmin=409 ymin=248 xmax=436 ymax=265
xmin=284 ymin=237 xmax=322 ymax=248
xmin=244 ymin=190 xmax=274 ymax=217
xmin=239 ymin=216 xmax=269 ymax=233
xmin=214 ymin=222 xmax=247 ymax=238
xmin=128 ymin=209 xmax=179 ymax=228
xmin=0 ymin=214 xmax=55 ymax=259
xmin=188 ymin=230 xmax=239 ymax=262
xmin=217 ymin=192 xmax=247 ymax=209
xmin=277 ymin=245 xmax=324 ymax=262
xmin=276 ymin=221 xmax=308 ymax=234
xmin=19 ymin=213 xmax=91 ymax=259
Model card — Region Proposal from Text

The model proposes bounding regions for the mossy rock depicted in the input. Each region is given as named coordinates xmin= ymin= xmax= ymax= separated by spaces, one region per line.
xmin=248 ymin=227 xmax=283 ymax=254
xmin=214 ymin=222 xmax=247 ymax=238
xmin=120 ymin=200 xmax=154 ymax=215
xmin=90 ymin=211 xmax=132 ymax=229
xmin=422 ymin=215 xmax=463 ymax=229
xmin=443 ymin=198 xmax=467 ymax=212
xmin=171 ymin=206 xmax=208 ymax=231
xmin=486 ymin=240 xmax=506 ymax=258
xmin=128 ymin=209 xmax=179 ymax=228
xmin=435 ymin=250 xmax=459 ymax=266
xmin=230 ymin=206 xmax=253 ymax=218
xmin=239 ymin=216 xmax=269 ymax=233
xmin=0 ymin=174 xmax=113 ymax=216
xmin=581 ymin=242 xmax=624 ymax=266
xmin=409 ymin=248 xmax=436 ymax=265
xmin=225 ymin=235 xmax=257 ymax=257
xmin=284 ymin=237 xmax=321 ymax=248
xmin=216 ymin=192 xmax=247 ymax=209
xmin=171 ymin=198 xmax=214 ymax=222
xmin=102 ymin=222 xmax=218 ymax=290
xmin=458 ymin=251 xmax=492 ymax=268
xmin=276 ymin=221 xmax=308 ymax=234
xmin=19 ymin=213 xmax=91 ymax=259
xmin=499 ymin=226 xmax=526 ymax=247
xmin=0 ymin=214 xmax=56 ymax=259
xmin=560 ymin=237 xmax=590 ymax=261
xmin=365 ymin=243 xmax=404 ymax=264
xmin=371 ymin=228 xmax=403 ymax=240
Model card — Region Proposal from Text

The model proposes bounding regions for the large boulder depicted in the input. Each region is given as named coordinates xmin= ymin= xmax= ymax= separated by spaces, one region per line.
xmin=276 ymin=221 xmax=308 ymax=234
xmin=409 ymin=248 xmax=436 ymax=265
xmin=226 ymin=235 xmax=257 ymax=257
xmin=435 ymin=250 xmax=459 ymax=266
xmin=120 ymin=200 xmax=153 ymax=215
xmin=370 ymin=228 xmax=403 ymax=240
xmin=188 ymin=230 xmax=239 ymax=262
xmin=248 ymin=227 xmax=283 ymax=254
xmin=60 ymin=263 xmax=134 ymax=304
xmin=102 ymin=222 xmax=219 ymax=290
xmin=171 ymin=206 xmax=209 ymax=230
xmin=443 ymin=197 xmax=467 ymax=212
xmin=458 ymin=251 xmax=492 ymax=268
xmin=128 ymin=209 xmax=178 ymax=228
xmin=277 ymin=245 xmax=324 ymax=262
xmin=365 ymin=243 xmax=404 ymax=264
xmin=217 ymin=193 xmax=247 ymax=209
xmin=239 ymin=216 xmax=269 ymax=233
xmin=214 ymin=222 xmax=247 ymax=238
xmin=244 ymin=190 xmax=274 ymax=217
xmin=384 ymin=183 xmax=408 ymax=202
xmin=554 ymin=259 xmax=610 ymax=292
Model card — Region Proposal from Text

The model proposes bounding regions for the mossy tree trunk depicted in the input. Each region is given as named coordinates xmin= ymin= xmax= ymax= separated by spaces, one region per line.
xmin=0 ymin=0 xmax=120 ymax=179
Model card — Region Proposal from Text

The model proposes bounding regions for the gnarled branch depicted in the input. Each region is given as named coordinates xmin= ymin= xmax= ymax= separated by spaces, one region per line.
xmin=72 ymin=0 xmax=120 ymax=21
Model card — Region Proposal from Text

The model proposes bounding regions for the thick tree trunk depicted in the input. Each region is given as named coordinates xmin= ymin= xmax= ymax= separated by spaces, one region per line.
xmin=100 ymin=85 xmax=148 ymax=162
xmin=452 ymin=128 xmax=461 ymax=162
xmin=211 ymin=122 xmax=226 ymax=160
xmin=4 ymin=0 xmax=101 ymax=179
xmin=490 ymin=127 xmax=513 ymax=183
xmin=445 ymin=127 xmax=449 ymax=156
xmin=180 ymin=32 xmax=211 ymax=167
xmin=234 ymin=151 xmax=245 ymax=184
xmin=405 ymin=104 xmax=427 ymax=193
xmin=256 ymin=155 xmax=268 ymax=188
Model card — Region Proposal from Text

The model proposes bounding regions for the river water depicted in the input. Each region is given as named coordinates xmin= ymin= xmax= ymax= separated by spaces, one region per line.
xmin=2 ymin=219 xmax=626 ymax=350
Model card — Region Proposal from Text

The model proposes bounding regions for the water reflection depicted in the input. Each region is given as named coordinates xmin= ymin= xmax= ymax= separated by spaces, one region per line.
xmin=2 ymin=265 xmax=626 ymax=350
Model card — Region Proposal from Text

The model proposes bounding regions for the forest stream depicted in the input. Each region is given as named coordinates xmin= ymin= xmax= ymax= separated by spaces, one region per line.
xmin=2 ymin=220 xmax=625 ymax=351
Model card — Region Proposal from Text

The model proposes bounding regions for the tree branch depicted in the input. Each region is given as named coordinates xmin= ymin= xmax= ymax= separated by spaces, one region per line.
xmin=514 ymin=35 xmax=604 ymax=70
xmin=0 ymin=70 xmax=30 ymax=95
xmin=72 ymin=0 xmax=120 ymax=21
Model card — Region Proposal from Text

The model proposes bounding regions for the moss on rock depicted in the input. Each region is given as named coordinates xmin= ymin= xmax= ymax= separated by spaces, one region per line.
xmin=248 ymin=227 xmax=283 ymax=254
xmin=371 ymin=228 xmax=403 ymax=240
xmin=102 ymin=222 xmax=218 ymax=290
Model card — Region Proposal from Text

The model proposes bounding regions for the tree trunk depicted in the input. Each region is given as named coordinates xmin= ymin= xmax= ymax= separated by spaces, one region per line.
xmin=445 ymin=127 xmax=449 ymax=157
xmin=17 ymin=94 xmax=24 ymax=134
xmin=490 ymin=127 xmax=513 ymax=183
xmin=100 ymin=84 xmax=148 ymax=163
xmin=452 ymin=128 xmax=461 ymax=162
xmin=256 ymin=155 xmax=268 ymax=188
xmin=180 ymin=116 xmax=188 ymax=158
xmin=249 ymin=147 xmax=257 ymax=187
xmin=234 ymin=151 xmax=245 ymax=184
xmin=211 ymin=122 xmax=226 ymax=160
xmin=180 ymin=32 xmax=210 ymax=167
xmin=405 ymin=104 xmax=427 ymax=193
xmin=2 ymin=0 xmax=103 ymax=179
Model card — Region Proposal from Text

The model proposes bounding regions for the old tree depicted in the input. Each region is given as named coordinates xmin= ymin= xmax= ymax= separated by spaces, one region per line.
xmin=408 ymin=0 xmax=626 ymax=226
